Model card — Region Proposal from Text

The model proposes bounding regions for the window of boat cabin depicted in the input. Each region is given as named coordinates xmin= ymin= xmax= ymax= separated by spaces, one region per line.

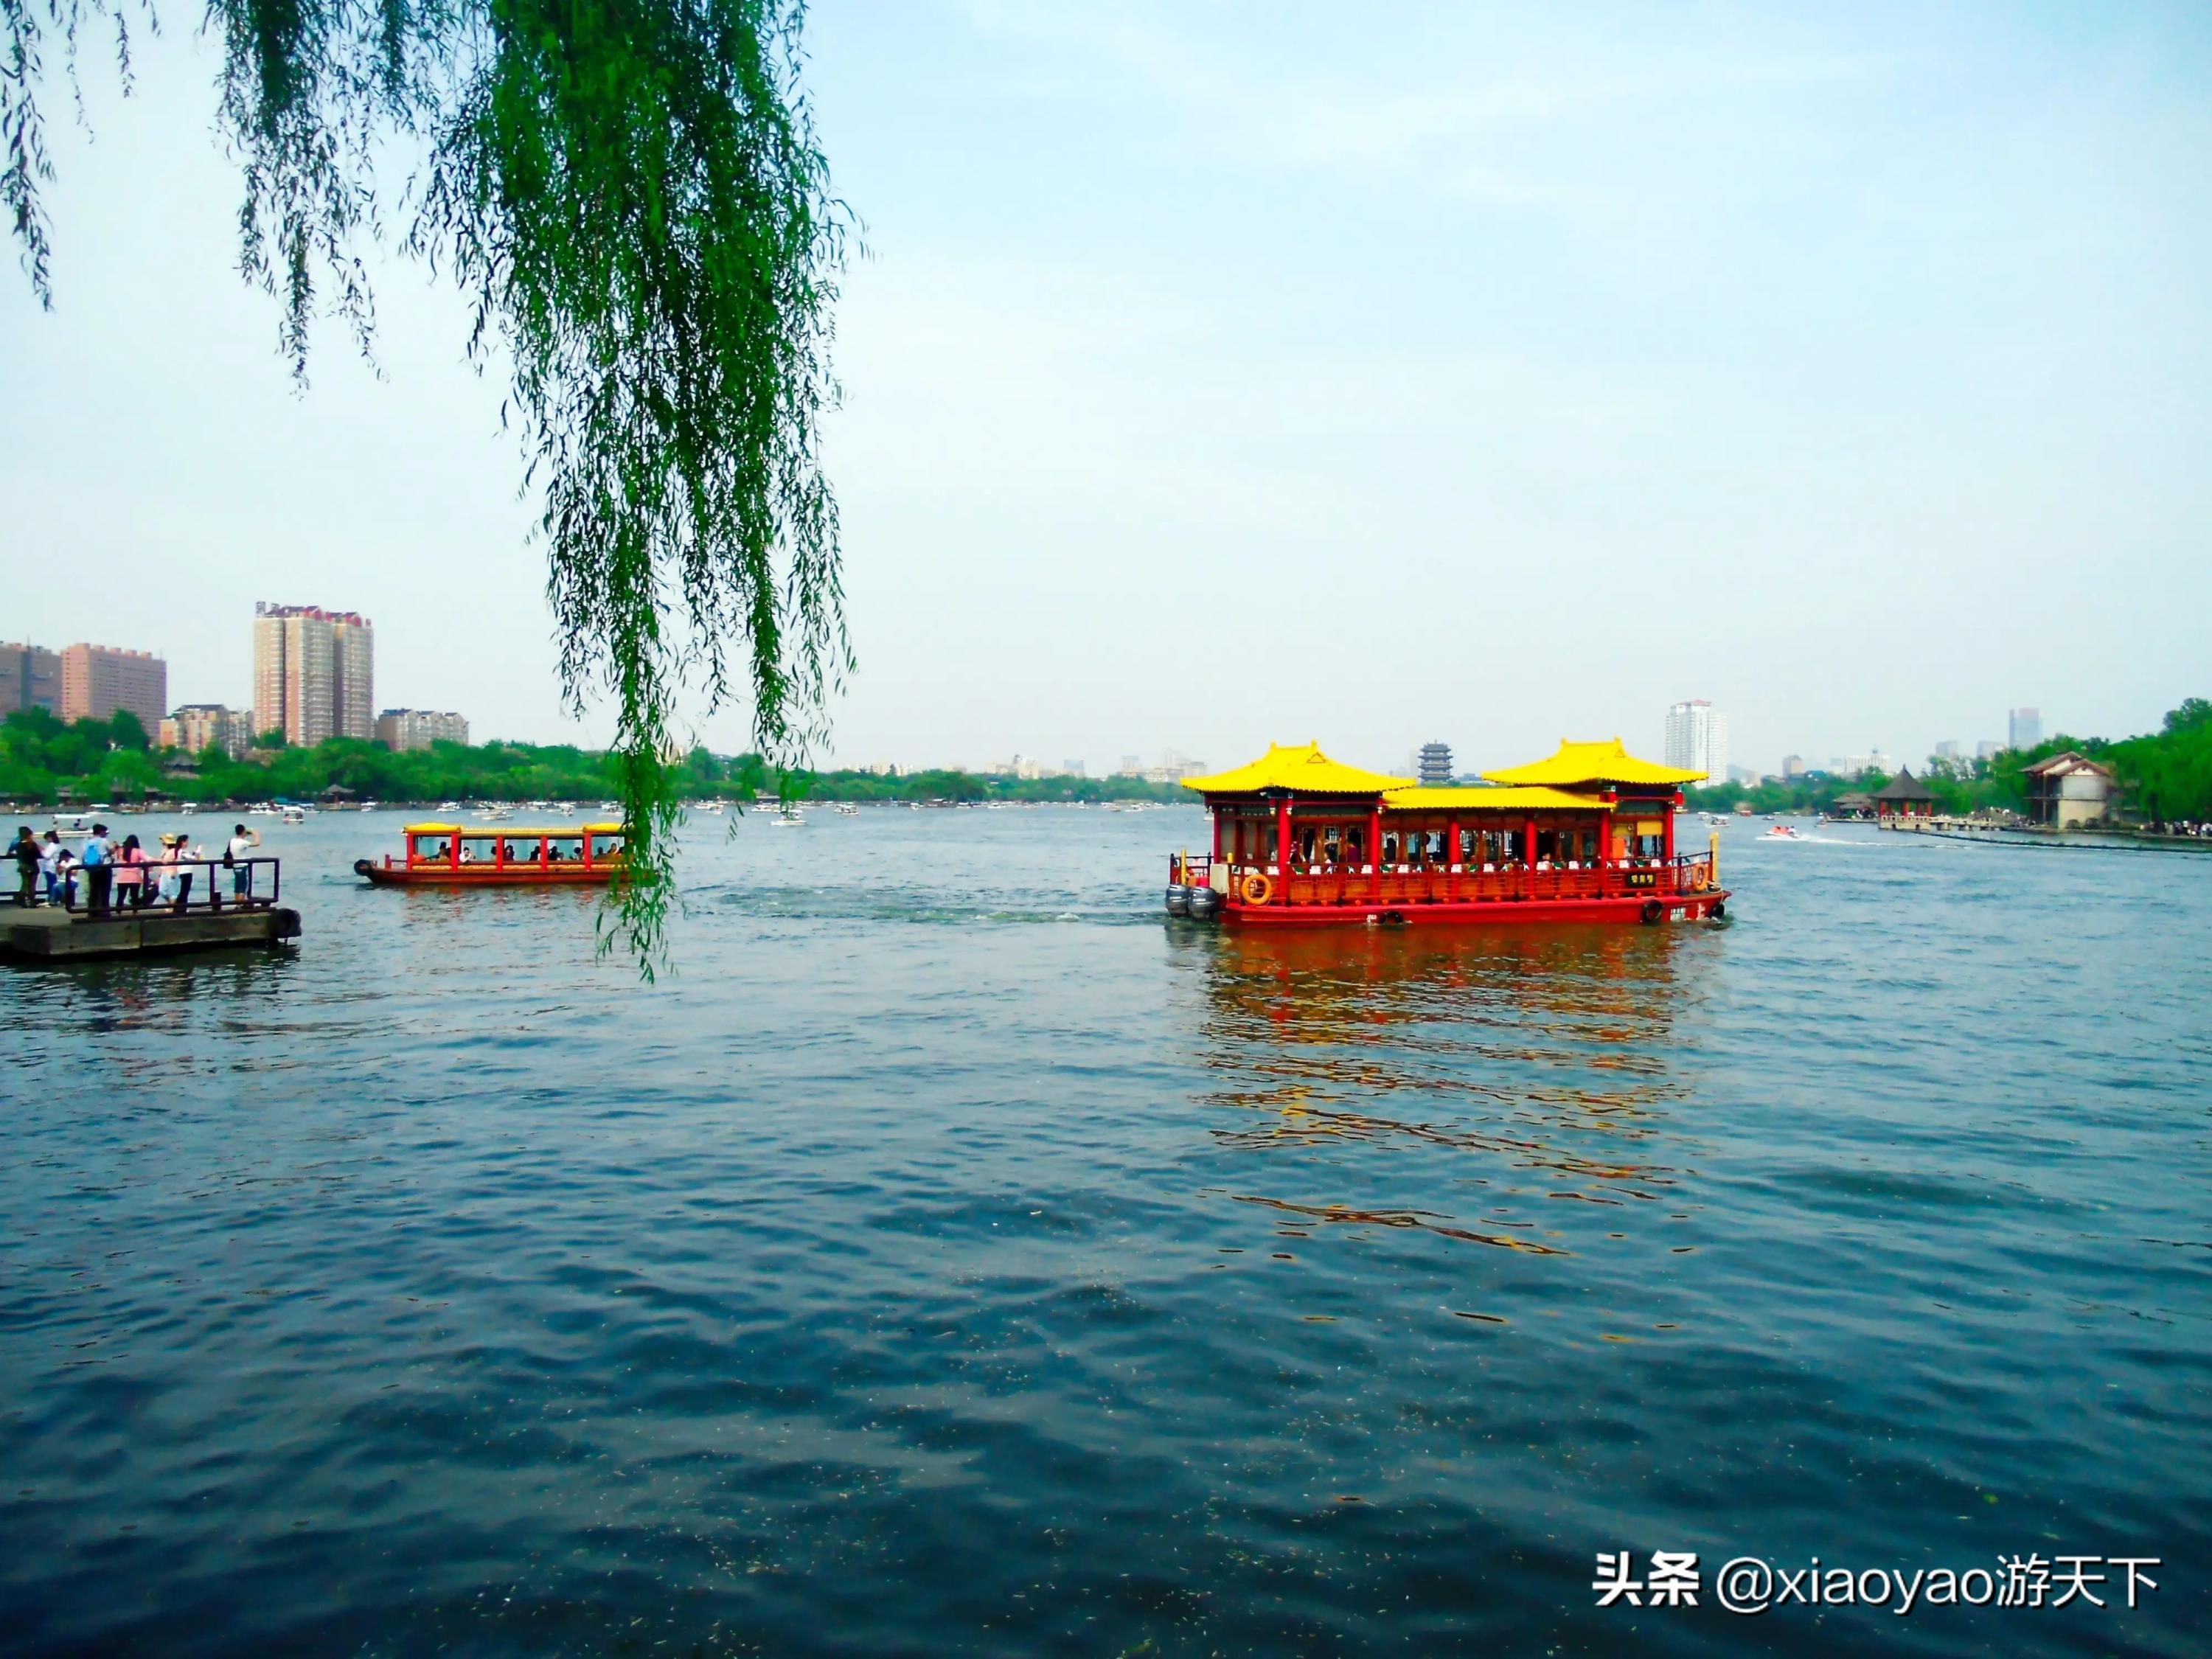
xmin=499 ymin=838 xmax=540 ymax=864
xmin=412 ymin=834 xmax=453 ymax=863
xmin=588 ymin=831 xmax=624 ymax=861
xmin=548 ymin=837 xmax=581 ymax=862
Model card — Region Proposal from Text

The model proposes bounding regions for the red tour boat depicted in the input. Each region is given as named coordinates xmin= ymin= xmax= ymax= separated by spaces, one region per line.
xmin=1164 ymin=740 xmax=1727 ymax=926
xmin=354 ymin=821 xmax=629 ymax=886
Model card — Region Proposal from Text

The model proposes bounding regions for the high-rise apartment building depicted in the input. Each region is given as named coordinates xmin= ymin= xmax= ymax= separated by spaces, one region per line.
xmin=60 ymin=643 xmax=167 ymax=729
xmin=1417 ymin=742 xmax=1454 ymax=785
xmin=161 ymin=704 xmax=257 ymax=759
xmin=2008 ymin=706 xmax=2042 ymax=751
xmin=1663 ymin=700 xmax=1728 ymax=782
xmin=0 ymin=641 xmax=62 ymax=717
xmin=375 ymin=708 xmax=470 ymax=752
xmin=254 ymin=603 xmax=375 ymax=745
xmin=1781 ymin=754 xmax=1806 ymax=778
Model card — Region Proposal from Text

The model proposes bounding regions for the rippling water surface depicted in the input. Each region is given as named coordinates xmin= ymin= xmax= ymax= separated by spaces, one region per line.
xmin=4 ymin=807 xmax=2207 ymax=1655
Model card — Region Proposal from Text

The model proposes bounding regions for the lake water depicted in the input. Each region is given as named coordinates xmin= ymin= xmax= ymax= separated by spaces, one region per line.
xmin=4 ymin=807 xmax=2206 ymax=1656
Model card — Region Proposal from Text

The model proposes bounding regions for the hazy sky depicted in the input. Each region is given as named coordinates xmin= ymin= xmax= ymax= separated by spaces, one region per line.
xmin=7 ymin=1 xmax=2210 ymax=776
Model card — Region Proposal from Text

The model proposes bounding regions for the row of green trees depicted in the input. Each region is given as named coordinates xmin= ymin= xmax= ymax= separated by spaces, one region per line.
xmin=0 ymin=708 xmax=1193 ymax=809
xmin=1684 ymin=698 xmax=2212 ymax=821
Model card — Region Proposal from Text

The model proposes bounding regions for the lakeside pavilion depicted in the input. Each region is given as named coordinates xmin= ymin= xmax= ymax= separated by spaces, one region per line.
xmin=1872 ymin=768 xmax=1938 ymax=823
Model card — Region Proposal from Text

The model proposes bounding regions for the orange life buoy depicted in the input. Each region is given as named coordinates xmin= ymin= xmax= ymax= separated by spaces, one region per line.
xmin=1239 ymin=872 xmax=1274 ymax=906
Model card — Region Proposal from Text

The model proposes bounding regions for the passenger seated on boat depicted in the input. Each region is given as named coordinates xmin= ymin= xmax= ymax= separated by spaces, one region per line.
xmin=459 ymin=844 xmax=476 ymax=863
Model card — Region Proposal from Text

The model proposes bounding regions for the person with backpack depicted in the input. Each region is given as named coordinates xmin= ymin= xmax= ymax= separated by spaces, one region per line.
xmin=81 ymin=824 xmax=114 ymax=916
xmin=224 ymin=823 xmax=261 ymax=905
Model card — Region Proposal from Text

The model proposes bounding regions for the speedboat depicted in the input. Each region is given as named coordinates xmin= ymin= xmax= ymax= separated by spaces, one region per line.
xmin=1764 ymin=824 xmax=1801 ymax=839
xmin=771 ymin=808 xmax=804 ymax=827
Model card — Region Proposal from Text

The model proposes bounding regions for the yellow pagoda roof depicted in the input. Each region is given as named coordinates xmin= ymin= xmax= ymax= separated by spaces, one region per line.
xmin=1382 ymin=785 xmax=1614 ymax=813
xmin=1481 ymin=738 xmax=1704 ymax=788
xmin=1179 ymin=742 xmax=1416 ymax=796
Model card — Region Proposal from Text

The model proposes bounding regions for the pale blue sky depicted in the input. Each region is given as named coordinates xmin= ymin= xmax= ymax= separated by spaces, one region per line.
xmin=5 ymin=1 xmax=2209 ymax=775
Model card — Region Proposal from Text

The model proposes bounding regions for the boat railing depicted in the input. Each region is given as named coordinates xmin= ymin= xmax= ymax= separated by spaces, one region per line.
xmin=1214 ymin=850 xmax=1719 ymax=907
xmin=54 ymin=856 xmax=282 ymax=917
xmin=1168 ymin=852 xmax=1215 ymax=885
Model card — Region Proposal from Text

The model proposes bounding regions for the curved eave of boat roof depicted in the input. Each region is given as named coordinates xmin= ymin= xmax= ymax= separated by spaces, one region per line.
xmin=1380 ymin=785 xmax=1616 ymax=812
xmin=1481 ymin=737 xmax=1705 ymax=789
xmin=1180 ymin=742 xmax=1416 ymax=796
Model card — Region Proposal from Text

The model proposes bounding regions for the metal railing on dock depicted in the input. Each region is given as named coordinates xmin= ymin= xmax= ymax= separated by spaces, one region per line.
xmin=43 ymin=857 xmax=284 ymax=918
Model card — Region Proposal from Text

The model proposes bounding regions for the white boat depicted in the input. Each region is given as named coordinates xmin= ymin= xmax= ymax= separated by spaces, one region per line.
xmin=834 ymin=803 xmax=859 ymax=816
xmin=178 ymin=801 xmax=198 ymax=816
xmin=52 ymin=810 xmax=99 ymax=833
xmin=281 ymin=805 xmax=309 ymax=824
xmin=771 ymin=808 xmax=804 ymax=827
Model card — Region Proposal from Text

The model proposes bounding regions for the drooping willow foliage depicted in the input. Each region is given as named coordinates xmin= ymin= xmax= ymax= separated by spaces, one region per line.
xmin=4 ymin=0 xmax=850 ymax=975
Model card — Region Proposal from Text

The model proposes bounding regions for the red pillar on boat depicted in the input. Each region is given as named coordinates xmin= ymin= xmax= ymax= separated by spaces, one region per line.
xmin=1663 ymin=793 xmax=1677 ymax=881
xmin=1275 ymin=796 xmax=1292 ymax=893
xmin=1523 ymin=815 xmax=1537 ymax=900
xmin=1368 ymin=800 xmax=1382 ymax=900
xmin=1447 ymin=816 xmax=1461 ymax=902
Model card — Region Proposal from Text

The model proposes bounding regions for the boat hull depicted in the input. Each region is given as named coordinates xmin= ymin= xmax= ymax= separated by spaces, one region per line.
xmin=1220 ymin=889 xmax=1729 ymax=926
xmin=355 ymin=860 xmax=619 ymax=887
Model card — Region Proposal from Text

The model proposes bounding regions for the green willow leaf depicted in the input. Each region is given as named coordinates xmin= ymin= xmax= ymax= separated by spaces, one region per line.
xmin=5 ymin=0 xmax=852 ymax=978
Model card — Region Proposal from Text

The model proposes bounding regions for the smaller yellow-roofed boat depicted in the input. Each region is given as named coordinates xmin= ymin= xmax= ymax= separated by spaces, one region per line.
xmin=354 ymin=821 xmax=628 ymax=886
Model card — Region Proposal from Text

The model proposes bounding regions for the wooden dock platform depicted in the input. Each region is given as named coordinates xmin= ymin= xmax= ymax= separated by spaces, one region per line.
xmin=2 ymin=903 xmax=302 ymax=964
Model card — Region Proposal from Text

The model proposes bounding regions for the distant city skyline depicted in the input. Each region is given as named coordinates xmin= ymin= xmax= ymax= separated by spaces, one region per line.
xmin=3 ymin=612 xmax=2090 ymax=785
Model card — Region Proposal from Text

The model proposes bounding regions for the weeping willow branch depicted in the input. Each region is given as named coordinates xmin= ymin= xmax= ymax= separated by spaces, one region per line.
xmin=5 ymin=0 xmax=851 ymax=977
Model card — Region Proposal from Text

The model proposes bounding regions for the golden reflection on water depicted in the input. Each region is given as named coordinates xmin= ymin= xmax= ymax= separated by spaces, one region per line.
xmin=1178 ymin=925 xmax=1706 ymax=1253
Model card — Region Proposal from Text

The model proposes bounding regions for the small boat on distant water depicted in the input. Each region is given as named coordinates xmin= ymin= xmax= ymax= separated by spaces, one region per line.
xmin=1764 ymin=824 xmax=1802 ymax=840
xmin=354 ymin=821 xmax=628 ymax=886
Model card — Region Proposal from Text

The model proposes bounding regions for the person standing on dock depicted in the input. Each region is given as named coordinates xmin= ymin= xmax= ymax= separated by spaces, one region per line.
xmin=38 ymin=831 xmax=67 ymax=906
xmin=12 ymin=827 xmax=38 ymax=906
xmin=81 ymin=824 xmax=113 ymax=916
xmin=225 ymin=824 xmax=261 ymax=905
xmin=113 ymin=835 xmax=149 ymax=909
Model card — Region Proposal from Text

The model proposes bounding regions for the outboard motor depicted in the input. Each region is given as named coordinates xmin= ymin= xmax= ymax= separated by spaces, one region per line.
xmin=1164 ymin=885 xmax=1192 ymax=917
xmin=1188 ymin=885 xmax=1222 ymax=922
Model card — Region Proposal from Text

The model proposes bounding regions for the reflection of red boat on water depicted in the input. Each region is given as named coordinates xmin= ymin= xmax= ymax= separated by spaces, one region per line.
xmin=353 ymin=821 xmax=628 ymax=886
xmin=1165 ymin=740 xmax=1728 ymax=927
